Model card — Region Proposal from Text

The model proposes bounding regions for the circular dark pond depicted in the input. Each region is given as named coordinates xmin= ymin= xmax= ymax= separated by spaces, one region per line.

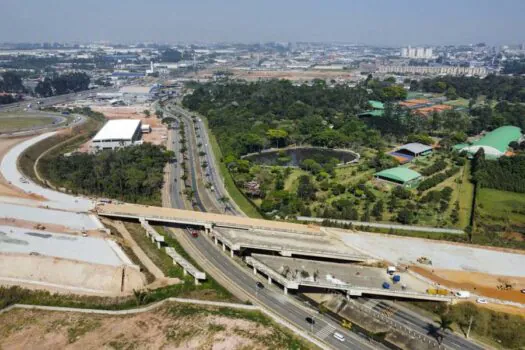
xmin=243 ymin=147 xmax=358 ymax=167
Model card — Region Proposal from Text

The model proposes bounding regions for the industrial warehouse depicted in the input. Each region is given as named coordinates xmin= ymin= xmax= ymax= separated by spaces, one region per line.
xmin=90 ymin=119 xmax=143 ymax=152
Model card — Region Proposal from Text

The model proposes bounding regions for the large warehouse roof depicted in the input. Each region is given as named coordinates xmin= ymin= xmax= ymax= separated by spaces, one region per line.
xmin=397 ymin=142 xmax=432 ymax=155
xmin=93 ymin=119 xmax=141 ymax=141
xmin=458 ymin=125 xmax=522 ymax=158
xmin=375 ymin=167 xmax=422 ymax=183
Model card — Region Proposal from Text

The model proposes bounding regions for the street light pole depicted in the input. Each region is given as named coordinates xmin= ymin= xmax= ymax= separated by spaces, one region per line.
xmin=466 ymin=315 xmax=474 ymax=338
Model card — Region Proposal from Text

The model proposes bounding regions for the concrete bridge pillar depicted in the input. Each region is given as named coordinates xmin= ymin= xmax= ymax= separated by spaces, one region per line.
xmin=183 ymin=268 xmax=187 ymax=276
xmin=253 ymin=266 xmax=257 ymax=275
xmin=214 ymin=237 xmax=218 ymax=245
xmin=156 ymin=241 xmax=161 ymax=249
xmin=222 ymin=243 xmax=226 ymax=251
xmin=268 ymin=276 xmax=272 ymax=285
xmin=194 ymin=277 xmax=199 ymax=285
xmin=284 ymin=287 xmax=288 ymax=295
xmin=230 ymin=249 xmax=234 ymax=258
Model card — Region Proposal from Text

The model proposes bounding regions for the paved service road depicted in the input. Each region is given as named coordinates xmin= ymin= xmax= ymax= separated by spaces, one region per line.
xmin=1 ymin=132 xmax=96 ymax=212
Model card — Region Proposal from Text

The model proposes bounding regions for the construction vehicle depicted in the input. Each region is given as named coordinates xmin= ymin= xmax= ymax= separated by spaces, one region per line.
xmin=417 ymin=256 xmax=432 ymax=265
xmin=341 ymin=319 xmax=352 ymax=329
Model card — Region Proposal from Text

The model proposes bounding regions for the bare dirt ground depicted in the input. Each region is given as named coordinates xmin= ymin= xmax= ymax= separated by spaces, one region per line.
xmin=0 ymin=217 xmax=95 ymax=235
xmin=0 ymin=136 xmax=46 ymax=200
xmin=0 ymin=253 xmax=146 ymax=296
xmin=0 ymin=304 xmax=300 ymax=350
xmin=412 ymin=266 xmax=525 ymax=315
xmin=90 ymin=105 xmax=167 ymax=145
xmin=194 ymin=68 xmax=363 ymax=82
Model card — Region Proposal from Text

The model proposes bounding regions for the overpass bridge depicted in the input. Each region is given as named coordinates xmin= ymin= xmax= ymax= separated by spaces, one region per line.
xmin=97 ymin=203 xmax=372 ymax=262
xmin=245 ymin=255 xmax=453 ymax=302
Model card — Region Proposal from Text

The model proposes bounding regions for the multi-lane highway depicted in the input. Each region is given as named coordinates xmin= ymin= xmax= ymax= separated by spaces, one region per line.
xmin=0 ymin=87 xmax=116 ymax=112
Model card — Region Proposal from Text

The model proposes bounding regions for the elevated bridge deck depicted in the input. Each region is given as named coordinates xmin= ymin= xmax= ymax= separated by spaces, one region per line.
xmin=97 ymin=203 xmax=369 ymax=261
xmin=97 ymin=203 xmax=320 ymax=233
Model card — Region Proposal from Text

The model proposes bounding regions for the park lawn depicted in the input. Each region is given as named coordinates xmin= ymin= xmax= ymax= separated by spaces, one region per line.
xmin=283 ymin=168 xmax=308 ymax=192
xmin=0 ymin=116 xmax=52 ymax=131
xmin=444 ymin=98 xmax=469 ymax=108
xmin=456 ymin=163 xmax=474 ymax=228
xmin=477 ymin=188 xmax=525 ymax=226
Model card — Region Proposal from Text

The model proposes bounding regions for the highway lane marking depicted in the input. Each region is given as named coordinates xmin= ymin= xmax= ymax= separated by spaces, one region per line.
xmin=315 ymin=324 xmax=335 ymax=339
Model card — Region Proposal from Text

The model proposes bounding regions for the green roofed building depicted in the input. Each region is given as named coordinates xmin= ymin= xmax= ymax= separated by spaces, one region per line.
xmin=456 ymin=126 xmax=522 ymax=159
xmin=358 ymin=100 xmax=385 ymax=118
xmin=368 ymin=100 xmax=385 ymax=110
xmin=374 ymin=167 xmax=422 ymax=188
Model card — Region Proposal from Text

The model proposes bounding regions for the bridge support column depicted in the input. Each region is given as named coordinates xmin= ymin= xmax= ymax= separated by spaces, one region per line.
xmin=222 ymin=243 xmax=225 ymax=251
xmin=183 ymin=268 xmax=187 ymax=276
xmin=253 ymin=267 xmax=257 ymax=275
xmin=156 ymin=241 xmax=161 ymax=249
xmin=268 ymin=276 xmax=272 ymax=285
xmin=284 ymin=287 xmax=288 ymax=295
xmin=230 ymin=249 xmax=234 ymax=258
xmin=194 ymin=277 xmax=199 ymax=286
xmin=214 ymin=237 xmax=218 ymax=245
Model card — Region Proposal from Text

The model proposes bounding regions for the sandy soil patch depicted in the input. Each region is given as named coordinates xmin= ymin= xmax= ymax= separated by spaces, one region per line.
xmin=0 ymin=304 xmax=295 ymax=350
xmin=0 ymin=253 xmax=145 ymax=296
xmin=0 ymin=217 xmax=90 ymax=235
xmin=411 ymin=266 xmax=525 ymax=306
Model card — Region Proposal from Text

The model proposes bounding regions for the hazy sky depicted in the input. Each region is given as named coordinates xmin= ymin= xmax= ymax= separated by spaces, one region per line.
xmin=1 ymin=0 xmax=524 ymax=45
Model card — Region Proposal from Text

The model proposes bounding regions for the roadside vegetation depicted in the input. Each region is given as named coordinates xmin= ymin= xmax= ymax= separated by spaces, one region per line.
xmin=409 ymin=301 xmax=525 ymax=349
xmin=0 ymin=303 xmax=312 ymax=350
xmin=19 ymin=111 xmax=103 ymax=186
xmin=41 ymin=143 xmax=173 ymax=205
xmin=123 ymin=222 xmax=234 ymax=302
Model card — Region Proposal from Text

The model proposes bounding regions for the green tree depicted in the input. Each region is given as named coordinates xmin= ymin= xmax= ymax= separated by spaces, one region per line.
xmin=371 ymin=200 xmax=384 ymax=220
xmin=296 ymin=175 xmax=316 ymax=201
xmin=266 ymin=129 xmax=288 ymax=148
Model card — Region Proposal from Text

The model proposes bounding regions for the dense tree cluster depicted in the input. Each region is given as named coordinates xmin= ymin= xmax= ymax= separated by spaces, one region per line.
xmin=42 ymin=144 xmax=173 ymax=204
xmin=420 ymin=160 xmax=447 ymax=176
xmin=418 ymin=167 xmax=459 ymax=192
xmin=502 ymin=59 xmax=525 ymax=75
xmin=0 ymin=72 xmax=25 ymax=93
xmin=413 ymin=74 xmax=525 ymax=102
xmin=473 ymin=153 xmax=525 ymax=193
xmin=183 ymin=80 xmax=382 ymax=157
xmin=35 ymin=72 xmax=90 ymax=97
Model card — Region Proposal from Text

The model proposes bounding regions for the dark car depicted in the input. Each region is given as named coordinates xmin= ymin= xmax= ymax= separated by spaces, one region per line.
xmin=256 ymin=282 xmax=264 ymax=289
xmin=306 ymin=317 xmax=315 ymax=325
xmin=521 ymin=289 xmax=525 ymax=294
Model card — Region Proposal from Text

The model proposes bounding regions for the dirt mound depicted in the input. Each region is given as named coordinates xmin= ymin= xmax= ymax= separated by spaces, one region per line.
xmin=0 ymin=303 xmax=298 ymax=349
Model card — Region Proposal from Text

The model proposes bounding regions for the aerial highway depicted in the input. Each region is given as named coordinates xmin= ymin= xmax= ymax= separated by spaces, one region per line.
xmin=0 ymin=87 xmax=116 ymax=112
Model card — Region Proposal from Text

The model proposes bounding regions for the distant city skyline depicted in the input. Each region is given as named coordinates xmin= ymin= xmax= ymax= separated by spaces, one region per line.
xmin=1 ymin=0 xmax=524 ymax=46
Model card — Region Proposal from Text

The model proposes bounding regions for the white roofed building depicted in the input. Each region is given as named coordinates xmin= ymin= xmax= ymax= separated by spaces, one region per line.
xmin=90 ymin=119 xmax=142 ymax=152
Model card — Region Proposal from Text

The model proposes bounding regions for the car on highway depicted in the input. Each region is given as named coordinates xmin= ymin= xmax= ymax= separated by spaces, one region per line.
xmin=521 ymin=289 xmax=525 ymax=294
xmin=333 ymin=332 xmax=346 ymax=342
xmin=305 ymin=317 xmax=315 ymax=325
xmin=256 ymin=281 xmax=264 ymax=289
xmin=476 ymin=298 xmax=488 ymax=304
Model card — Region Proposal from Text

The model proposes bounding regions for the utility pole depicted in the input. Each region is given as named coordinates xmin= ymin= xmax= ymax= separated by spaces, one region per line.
xmin=466 ymin=315 xmax=474 ymax=338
